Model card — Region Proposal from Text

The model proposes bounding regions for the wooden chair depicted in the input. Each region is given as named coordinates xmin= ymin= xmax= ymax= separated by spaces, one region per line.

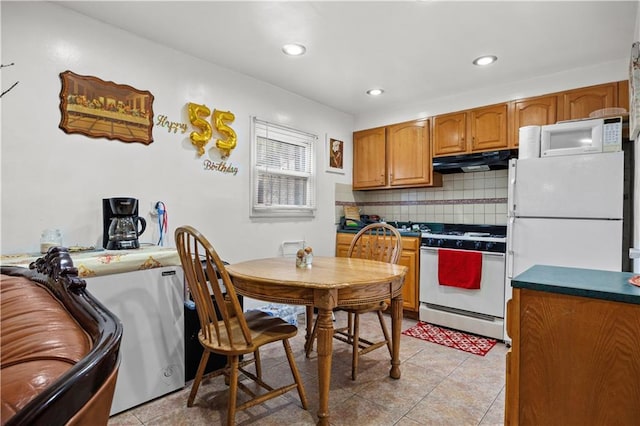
xmin=175 ymin=226 xmax=308 ymax=425
xmin=304 ymin=223 xmax=403 ymax=380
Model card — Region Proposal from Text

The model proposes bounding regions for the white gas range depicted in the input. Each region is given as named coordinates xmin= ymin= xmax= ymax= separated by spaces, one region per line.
xmin=419 ymin=224 xmax=507 ymax=340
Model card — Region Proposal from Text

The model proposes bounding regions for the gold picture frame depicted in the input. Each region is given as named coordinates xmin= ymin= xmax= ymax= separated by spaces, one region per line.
xmin=59 ymin=71 xmax=154 ymax=144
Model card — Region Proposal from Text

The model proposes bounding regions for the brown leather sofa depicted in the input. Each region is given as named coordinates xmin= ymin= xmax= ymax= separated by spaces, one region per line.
xmin=1 ymin=247 xmax=123 ymax=426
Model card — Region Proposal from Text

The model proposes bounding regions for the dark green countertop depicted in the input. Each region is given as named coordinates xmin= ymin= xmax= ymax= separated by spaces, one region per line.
xmin=337 ymin=228 xmax=422 ymax=238
xmin=512 ymin=265 xmax=640 ymax=305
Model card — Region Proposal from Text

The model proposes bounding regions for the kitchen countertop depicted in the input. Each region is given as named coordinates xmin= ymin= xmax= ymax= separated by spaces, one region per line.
xmin=512 ymin=264 xmax=640 ymax=305
xmin=337 ymin=228 xmax=422 ymax=238
xmin=0 ymin=245 xmax=181 ymax=277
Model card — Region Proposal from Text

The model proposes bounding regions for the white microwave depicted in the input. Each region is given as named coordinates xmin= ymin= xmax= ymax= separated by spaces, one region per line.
xmin=540 ymin=116 xmax=622 ymax=157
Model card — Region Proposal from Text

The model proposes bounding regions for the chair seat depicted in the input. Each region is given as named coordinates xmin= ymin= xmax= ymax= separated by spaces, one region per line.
xmin=201 ymin=311 xmax=298 ymax=355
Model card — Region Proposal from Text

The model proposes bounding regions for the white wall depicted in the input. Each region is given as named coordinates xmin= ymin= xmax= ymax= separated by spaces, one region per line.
xmin=0 ymin=2 xmax=354 ymax=260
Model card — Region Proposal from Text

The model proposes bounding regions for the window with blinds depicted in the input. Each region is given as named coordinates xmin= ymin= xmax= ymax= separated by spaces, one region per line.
xmin=251 ymin=117 xmax=316 ymax=217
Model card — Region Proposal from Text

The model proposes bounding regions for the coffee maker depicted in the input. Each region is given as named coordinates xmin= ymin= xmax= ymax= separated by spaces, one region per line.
xmin=102 ymin=197 xmax=147 ymax=249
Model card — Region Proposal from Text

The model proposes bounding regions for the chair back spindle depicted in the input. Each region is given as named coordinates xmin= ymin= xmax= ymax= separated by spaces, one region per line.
xmin=348 ymin=223 xmax=402 ymax=264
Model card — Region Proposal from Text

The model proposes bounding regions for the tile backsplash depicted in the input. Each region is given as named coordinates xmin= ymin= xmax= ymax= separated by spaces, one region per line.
xmin=335 ymin=170 xmax=508 ymax=225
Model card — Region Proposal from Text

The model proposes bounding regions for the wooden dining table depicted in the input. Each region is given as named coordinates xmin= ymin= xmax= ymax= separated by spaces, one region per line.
xmin=226 ymin=256 xmax=407 ymax=426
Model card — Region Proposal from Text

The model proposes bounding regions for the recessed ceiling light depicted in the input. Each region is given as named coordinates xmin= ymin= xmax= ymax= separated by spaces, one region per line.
xmin=473 ymin=55 xmax=498 ymax=66
xmin=282 ymin=43 xmax=306 ymax=56
xmin=366 ymin=88 xmax=384 ymax=96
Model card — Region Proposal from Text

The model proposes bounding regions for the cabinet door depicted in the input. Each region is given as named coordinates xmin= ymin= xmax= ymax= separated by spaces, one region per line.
xmin=433 ymin=112 xmax=466 ymax=156
xmin=353 ymin=127 xmax=386 ymax=189
xmin=470 ymin=103 xmax=509 ymax=151
xmin=387 ymin=120 xmax=432 ymax=187
xmin=560 ymin=83 xmax=617 ymax=121
xmin=398 ymin=237 xmax=419 ymax=311
xmin=617 ymin=80 xmax=629 ymax=112
xmin=398 ymin=250 xmax=416 ymax=311
xmin=510 ymin=95 xmax=557 ymax=147
xmin=335 ymin=233 xmax=354 ymax=257
xmin=517 ymin=289 xmax=640 ymax=425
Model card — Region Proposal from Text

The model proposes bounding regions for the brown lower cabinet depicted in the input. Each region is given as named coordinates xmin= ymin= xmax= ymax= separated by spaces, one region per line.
xmin=335 ymin=232 xmax=419 ymax=313
xmin=505 ymin=287 xmax=640 ymax=425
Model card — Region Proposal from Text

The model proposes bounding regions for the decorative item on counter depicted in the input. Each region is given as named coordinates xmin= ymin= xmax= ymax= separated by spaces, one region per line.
xmin=68 ymin=245 xmax=97 ymax=253
xmin=296 ymin=246 xmax=313 ymax=268
xmin=305 ymin=246 xmax=313 ymax=266
xmin=40 ymin=229 xmax=63 ymax=254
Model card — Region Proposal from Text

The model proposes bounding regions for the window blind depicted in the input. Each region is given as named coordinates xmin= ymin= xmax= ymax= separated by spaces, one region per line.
xmin=251 ymin=117 xmax=316 ymax=217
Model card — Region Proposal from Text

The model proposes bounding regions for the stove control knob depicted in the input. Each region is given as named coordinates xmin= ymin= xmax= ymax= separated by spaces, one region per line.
xmin=474 ymin=241 xmax=483 ymax=250
xmin=455 ymin=240 xmax=464 ymax=248
xmin=485 ymin=242 xmax=494 ymax=251
xmin=437 ymin=239 xmax=444 ymax=247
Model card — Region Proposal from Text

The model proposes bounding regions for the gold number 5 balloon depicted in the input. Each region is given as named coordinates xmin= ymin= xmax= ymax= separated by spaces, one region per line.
xmin=187 ymin=102 xmax=212 ymax=156
xmin=213 ymin=109 xmax=237 ymax=159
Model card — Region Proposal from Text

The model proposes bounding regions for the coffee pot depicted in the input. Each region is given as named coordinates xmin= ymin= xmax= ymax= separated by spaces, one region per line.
xmin=103 ymin=197 xmax=146 ymax=250
xmin=108 ymin=216 xmax=146 ymax=249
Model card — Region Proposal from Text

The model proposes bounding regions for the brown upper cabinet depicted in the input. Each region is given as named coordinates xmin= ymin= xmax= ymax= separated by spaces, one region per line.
xmin=352 ymin=126 xmax=386 ymax=188
xmin=432 ymin=111 xmax=466 ymax=155
xmin=510 ymin=81 xmax=628 ymax=146
xmin=559 ymin=82 xmax=618 ymax=121
xmin=433 ymin=103 xmax=509 ymax=156
xmin=353 ymin=119 xmax=441 ymax=190
xmin=470 ymin=104 xmax=509 ymax=151
xmin=509 ymin=95 xmax=558 ymax=147
xmin=354 ymin=80 xmax=629 ymax=187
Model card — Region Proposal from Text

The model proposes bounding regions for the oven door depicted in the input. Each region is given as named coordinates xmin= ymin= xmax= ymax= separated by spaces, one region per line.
xmin=419 ymin=247 xmax=505 ymax=318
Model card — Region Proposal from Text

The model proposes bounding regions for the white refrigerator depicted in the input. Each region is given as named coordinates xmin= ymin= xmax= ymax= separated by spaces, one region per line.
xmin=504 ymin=151 xmax=624 ymax=343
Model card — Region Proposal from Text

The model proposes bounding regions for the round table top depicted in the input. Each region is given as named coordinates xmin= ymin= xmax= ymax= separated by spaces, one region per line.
xmin=226 ymin=256 xmax=407 ymax=290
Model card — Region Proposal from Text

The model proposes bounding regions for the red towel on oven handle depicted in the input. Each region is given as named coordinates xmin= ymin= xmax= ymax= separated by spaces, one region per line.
xmin=437 ymin=249 xmax=482 ymax=289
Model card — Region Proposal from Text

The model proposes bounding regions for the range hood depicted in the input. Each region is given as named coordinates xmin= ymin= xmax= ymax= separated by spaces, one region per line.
xmin=433 ymin=149 xmax=518 ymax=174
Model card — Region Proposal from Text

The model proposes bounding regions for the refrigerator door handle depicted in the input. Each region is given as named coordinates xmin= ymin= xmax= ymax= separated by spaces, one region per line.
xmin=507 ymin=250 xmax=514 ymax=279
xmin=508 ymin=160 xmax=517 ymax=217
xmin=507 ymin=217 xmax=515 ymax=279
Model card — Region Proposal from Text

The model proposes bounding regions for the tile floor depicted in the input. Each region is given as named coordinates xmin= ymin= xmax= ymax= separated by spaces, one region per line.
xmin=108 ymin=312 xmax=507 ymax=425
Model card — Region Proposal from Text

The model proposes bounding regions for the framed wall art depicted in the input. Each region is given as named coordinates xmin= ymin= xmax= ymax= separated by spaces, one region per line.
xmin=325 ymin=135 xmax=344 ymax=174
xmin=59 ymin=71 xmax=154 ymax=145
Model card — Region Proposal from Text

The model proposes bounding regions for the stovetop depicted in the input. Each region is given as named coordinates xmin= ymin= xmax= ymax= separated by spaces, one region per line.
xmin=336 ymin=220 xmax=508 ymax=252
xmin=420 ymin=224 xmax=507 ymax=253
xmin=422 ymin=232 xmax=506 ymax=241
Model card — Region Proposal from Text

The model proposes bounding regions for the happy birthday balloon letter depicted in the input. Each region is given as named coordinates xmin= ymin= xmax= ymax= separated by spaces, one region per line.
xmin=213 ymin=109 xmax=237 ymax=159
xmin=187 ymin=102 xmax=212 ymax=156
